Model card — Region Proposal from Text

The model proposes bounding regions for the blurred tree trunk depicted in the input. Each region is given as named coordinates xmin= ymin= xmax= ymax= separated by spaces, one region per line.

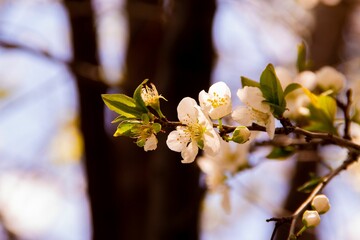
xmin=64 ymin=0 xmax=215 ymax=239
xmin=149 ymin=0 xmax=216 ymax=239
xmin=124 ymin=0 xmax=216 ymax=239
xmin=274 ymin=2 xmax=353 ymax=239
xmin=63 ymin=1 xmax=121 ymax=239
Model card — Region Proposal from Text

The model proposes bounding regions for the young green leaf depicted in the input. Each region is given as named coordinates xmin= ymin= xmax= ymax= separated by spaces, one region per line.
xmin=114 ymin=121 xmax=138 ymax=137
xmin=111 ymin=115 xmax=128 ymax=123
xmin=318 ymin=95 xmax=336 ymax=122
xmin=297 ymin=42 xmax=307 ymax=72
xmin=297 ymin=176 xmax=323 ymax=193
xmin=241 ymin=76 xmax=260 ymax=88
xmin=302 ymin=88 xmax=338 ymax=134
xmin=133 ymin=79 xmax=149 ymax=112
xmin=283 ymin=83 xmax=302 ymax=98
xmin=260 ymin=64 xmax=286 ymax=118
xmin=102 ymin=94 xmax=146 ymax=118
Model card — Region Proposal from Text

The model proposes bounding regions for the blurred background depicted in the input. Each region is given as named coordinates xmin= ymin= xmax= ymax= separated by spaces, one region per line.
xmin=0 ymin=0 xmax=360 ymax=239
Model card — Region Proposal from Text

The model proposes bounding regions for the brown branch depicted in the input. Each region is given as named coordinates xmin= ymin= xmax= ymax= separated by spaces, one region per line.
xmin=336 ymin=89 xmax=353 ymax=140
xmin=266 ymin=151 xmax=358 ymax=239
xmin=286 ymin=151 xmax=359 ymax=239
xmin=293 ymin=127 xmax=360 ymax=153
xmin=158 ymin=119 xmax=360 ymax=154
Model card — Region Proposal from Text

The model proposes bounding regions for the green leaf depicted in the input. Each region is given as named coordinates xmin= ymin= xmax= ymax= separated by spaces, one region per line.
xmin=260 ymin=64 xmax=286 ymax=118
xmin=111 ymin=115 xmax=126 ymax=123
xmin=318 ymin=95 xmax=336 ymax=122
xmin=296 ymin=42 xmax=307 ymax=72
xmin=302 ymin=89 xmax=338 ymax=134
xmin=102 ymin=94 xmax=146 ymax=118
xmin=133 ymin=79 xmax=149 ymax=112
xmin=241 ymin=76 xmax=260 ymax=88
xmin=297 ymin=176 xmax=323 ymax=193
xmin=283 ymin=83 xmax=302 ymax=98
xmin=114 ymin=121 xmax=138 ymax=137
xmin=305 ymin=104 xmax=337 ymax=134
xmin=266 ymin=146 xmax=295 ymax=160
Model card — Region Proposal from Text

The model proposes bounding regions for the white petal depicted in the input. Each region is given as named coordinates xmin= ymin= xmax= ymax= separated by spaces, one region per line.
xmin=237 ymin=87 xmax=270 ymax=113
xmin=208 ymin=103 xmax=232 ymax=119
xmin=144 ymin=134 xmax=158 ymax=151
xmin=231 ymin=107 xmax=253 ymax=126
xmin=181 ymin=141 xmax=198 ymax=163
xmin=200 ymin=82 xmax=232 ymax=119
xmin=166 ymin=128 xmax=189 ymax=152
xmin=177 ymin=97 xmax=198 ymax=124
xmin=265 ymin=115 xmax=275 ymax=139
xmin=209 ymin=81 xmax=231 ymax=98
xmin=199 ymin=90 xmax=211 ymax=113
xmin=203 ymin=131 xmax=221 ymax=156
xmin=195 ymin=105 xmax=213 ymax=128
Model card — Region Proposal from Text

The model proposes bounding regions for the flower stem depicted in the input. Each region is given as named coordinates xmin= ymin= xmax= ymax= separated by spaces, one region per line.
xmin=296 ymin=226 xmax=307 ymax=237
xmin=218 ymin=118 xmax=223 ymax=131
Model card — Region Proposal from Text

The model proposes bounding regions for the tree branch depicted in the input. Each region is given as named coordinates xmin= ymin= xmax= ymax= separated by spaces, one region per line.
xmin=266 ymin=151 xmax=358 ymax=239
xmin=287 ymin=151 xmax=359 ymax=239
xmin=158 ymin=119 xmax=360 ymax=154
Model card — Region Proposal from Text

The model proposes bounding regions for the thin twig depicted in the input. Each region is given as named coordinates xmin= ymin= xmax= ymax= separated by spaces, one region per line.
xmin=293 ymin=127 xmax=360 ymax=153
xmin=335 ymin=90 xmax=352 ymax=140
xmin=287 ymin=151 xmax=359 ymax=239
xmin=343 ymin=90 xmax=352 ymax=140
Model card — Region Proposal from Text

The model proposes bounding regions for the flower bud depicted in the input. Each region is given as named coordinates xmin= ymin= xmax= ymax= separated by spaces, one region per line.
xmin=311 ymin=194 xmax=330 ymax=214
xmin=302 ymin=210 xmax=320 ymax=228
xmin=231 ymin=126 xmax=250 ymax=144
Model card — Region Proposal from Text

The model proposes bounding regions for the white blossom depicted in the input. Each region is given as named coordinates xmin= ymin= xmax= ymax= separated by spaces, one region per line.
xmin=166 ymin=97 xmax=221 ymax=163
xmin=232 ymin=86 xmax=275 ymax=139
xmin=199 ymin=81 xmax=232 ymax=119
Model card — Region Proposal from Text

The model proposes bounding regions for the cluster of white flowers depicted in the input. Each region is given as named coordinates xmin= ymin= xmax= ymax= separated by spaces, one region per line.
xmin=165 ymin=81 xmax=272 ymax=163
xmin=276 ymin=65 xmax=345 ymax=119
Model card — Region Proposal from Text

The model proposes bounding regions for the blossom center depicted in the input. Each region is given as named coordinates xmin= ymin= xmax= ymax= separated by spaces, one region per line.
xmin=141 ymin=85 xmax=159 ymax=106
xmin=207 ymin=92 xmax=228 ymax=108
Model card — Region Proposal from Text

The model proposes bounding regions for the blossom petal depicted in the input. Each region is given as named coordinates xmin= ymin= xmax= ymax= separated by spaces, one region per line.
xmin=231 ymin=107 xmax=253 ymax=126
xmin=265 ymin=115 xmax=275 ymax=139
xmin=237 ymin=86 xmax=270 ymax=113
xmin=177 ymin=97 xmax=198 ymax=124
xmin=199 ymin=90 xmax=211 ymax=113
xmin=209 ymin=103 xmax=232 ymax=120
xmin=199 ymin=82 xmax=232 ymax=119
xmin=203 ymin=132 xmax=221 ymax=156
xmin=166 ymin=128 xmax=189 ymax=152
xmin=144 ymin=134 xmax=158 ymax=151
xmin=209 ymin=82 xmax=231 ymax=96
xmin=181 ymin=141 xmax=198 ymax=163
